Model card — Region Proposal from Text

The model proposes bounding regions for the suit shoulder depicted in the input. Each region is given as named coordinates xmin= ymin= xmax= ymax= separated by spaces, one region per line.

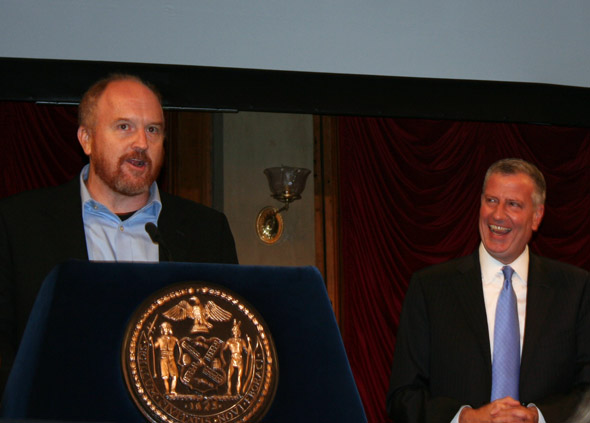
xmin=533 ymin=254 xmax=589 ymax=281
xmin=413 ymin=254 xmax=477 ymax=281
xmin=0 ymin=180 xmax=78 ymax=216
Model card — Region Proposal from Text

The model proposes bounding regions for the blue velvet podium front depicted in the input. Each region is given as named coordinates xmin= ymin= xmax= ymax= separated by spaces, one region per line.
xmin=1 ymin=260 xmax=366 ymax=422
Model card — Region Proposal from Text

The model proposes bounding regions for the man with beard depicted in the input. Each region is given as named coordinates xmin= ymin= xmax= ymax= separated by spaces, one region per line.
xmin=0 ymin=75 xmax=238 ymax=395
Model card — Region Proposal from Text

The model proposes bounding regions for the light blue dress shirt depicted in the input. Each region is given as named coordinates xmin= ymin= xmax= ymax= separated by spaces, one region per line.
xmin=79 ymin=164 xmax=162 ymax=262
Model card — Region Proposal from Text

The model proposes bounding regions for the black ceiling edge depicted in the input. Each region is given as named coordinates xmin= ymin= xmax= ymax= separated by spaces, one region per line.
xmin=1 ymin=57 xmax=589 ymax=127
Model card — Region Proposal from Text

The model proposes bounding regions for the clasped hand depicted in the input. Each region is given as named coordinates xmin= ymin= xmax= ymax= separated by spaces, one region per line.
xmin=459 ymin=397 xmax=539 ymax=423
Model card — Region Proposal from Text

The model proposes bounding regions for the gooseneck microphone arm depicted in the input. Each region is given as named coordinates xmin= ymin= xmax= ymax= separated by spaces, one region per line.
xmin=145 ymin=222 xmax=173 ymax=262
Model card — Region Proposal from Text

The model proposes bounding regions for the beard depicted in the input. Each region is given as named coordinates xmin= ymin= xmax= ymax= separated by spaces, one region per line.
xmin=91 ymin=149 xmax=163 ymax=197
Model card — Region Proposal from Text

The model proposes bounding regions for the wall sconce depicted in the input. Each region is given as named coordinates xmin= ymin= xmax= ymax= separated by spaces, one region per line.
xmin=256 ymin=166 xmax=311 ymax=244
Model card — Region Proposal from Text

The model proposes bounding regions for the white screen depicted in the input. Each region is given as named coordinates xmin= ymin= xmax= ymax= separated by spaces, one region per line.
xmin=1 ymin=0 xmax=589 ymax=88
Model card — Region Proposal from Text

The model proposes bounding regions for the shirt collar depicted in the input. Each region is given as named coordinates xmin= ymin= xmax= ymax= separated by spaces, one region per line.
xmin=79 ymin=164 xmax=162 ymax=220
xmin=479 ymin=242 xmax=530 ymax=285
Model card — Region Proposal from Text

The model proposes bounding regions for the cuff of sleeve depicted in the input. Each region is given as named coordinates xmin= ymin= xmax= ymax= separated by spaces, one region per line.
xmin=451 ymin=405 xmax=471 ymax=423
xmin=526 ymin=403 xmax=546 ymax=423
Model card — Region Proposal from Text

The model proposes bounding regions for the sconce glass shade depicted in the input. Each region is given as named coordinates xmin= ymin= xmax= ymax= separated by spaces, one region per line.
xmin=264 ymin=166 xmax=311 ymax=204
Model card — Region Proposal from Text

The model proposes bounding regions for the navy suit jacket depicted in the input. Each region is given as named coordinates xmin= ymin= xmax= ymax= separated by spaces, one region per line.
xmin=0 ymin=178 xmax=238 ymax=395
xmin=387 ymin=251 xmax=590 ymax=423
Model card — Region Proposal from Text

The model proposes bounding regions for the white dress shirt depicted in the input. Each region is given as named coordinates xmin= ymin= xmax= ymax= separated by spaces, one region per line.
xmin=451 ymin=244 xmax=546 ymax=423
xmin=480 ymin=243 xmax=528 ymax=359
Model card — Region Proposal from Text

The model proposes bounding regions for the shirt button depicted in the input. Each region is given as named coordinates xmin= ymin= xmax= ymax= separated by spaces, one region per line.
xmin=119 ymin=226 xmax=124 ymax=232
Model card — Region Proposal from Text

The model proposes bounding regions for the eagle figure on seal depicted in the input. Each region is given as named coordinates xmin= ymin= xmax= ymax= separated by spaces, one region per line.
xmin=163 ymin=296 xmax=232 ymax=333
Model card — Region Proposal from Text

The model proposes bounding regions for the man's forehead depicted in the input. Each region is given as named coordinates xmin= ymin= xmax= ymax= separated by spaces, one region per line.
xmin=483 ymin=172 xmax=535 ymax=195
xmin=97 ymin=80 xmax=164 ymax=120
xmin=101 ymin=79 xmax=160 ymax=103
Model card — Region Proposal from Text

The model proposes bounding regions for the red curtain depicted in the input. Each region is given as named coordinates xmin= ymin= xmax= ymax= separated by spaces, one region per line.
xmin=2 ymin=104 xmax=589 ymax=422
xmin=338 ymin=117 xmax=590 ymax=423
xmin=0 ymin=102 xmax=85 ymax=198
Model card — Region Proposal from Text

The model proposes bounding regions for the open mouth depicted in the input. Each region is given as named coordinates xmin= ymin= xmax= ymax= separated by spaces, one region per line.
xmin=489 ymin=224 xmax=511 ymax=235
xmin=125 ymin=157 xmax=150 ymax=169
xmin=127 ymin=158 xmax=147 ymax=168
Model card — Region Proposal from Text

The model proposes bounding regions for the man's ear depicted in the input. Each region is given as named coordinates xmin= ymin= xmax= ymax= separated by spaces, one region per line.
xmin=77 ymin=126 xmax=92 ymax=155
xmin=532 ymin=204 xmax=545 ymax=231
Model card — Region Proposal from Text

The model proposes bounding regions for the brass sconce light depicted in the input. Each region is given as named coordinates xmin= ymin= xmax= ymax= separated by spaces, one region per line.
xmin=256 ymin=166 xmax=311 ymax=244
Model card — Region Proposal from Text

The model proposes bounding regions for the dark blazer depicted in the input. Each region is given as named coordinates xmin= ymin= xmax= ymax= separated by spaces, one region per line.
xmin=387 ymin=251 xmax=590 ymax=423
xmin=0 ymin=178 xmax=238 ymax=395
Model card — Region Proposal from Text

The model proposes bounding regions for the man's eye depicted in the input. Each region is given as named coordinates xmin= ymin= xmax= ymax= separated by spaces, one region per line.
xmin=119 ymin=123 xmax=129 ymax=130
xmin=147 ymin=126 xmax=159 ymax=134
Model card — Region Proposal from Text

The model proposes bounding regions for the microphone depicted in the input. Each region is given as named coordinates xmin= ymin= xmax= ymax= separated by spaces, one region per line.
xmin=145 ymin=222 xmax=173 ymax=262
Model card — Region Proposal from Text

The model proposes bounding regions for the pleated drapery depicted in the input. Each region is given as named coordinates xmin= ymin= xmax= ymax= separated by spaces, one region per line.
xmin=339 ymin=117 xmax=589 ymax=423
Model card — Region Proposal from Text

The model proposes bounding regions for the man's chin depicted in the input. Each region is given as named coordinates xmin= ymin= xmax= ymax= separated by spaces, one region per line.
xmin=113 ymin=177 xmax=153 ymax=197
xmin=482 ymin=239 xmax=511 ymax=258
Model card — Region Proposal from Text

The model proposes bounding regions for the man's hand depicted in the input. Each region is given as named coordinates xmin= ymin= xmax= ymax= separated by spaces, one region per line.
xmin=459 ymin=397 xmax=539 ymax=422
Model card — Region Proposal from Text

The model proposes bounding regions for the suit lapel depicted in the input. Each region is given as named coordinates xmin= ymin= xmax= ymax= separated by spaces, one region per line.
xmin=157 ymin=192 xmax=189 ymax=262
xmin=453 ymin=253 xmax=493 ymax=372
xmin=42 ymin=178 xmax=88 ymax=260
xmin=520 ymin=253 xmax=555 ymax=381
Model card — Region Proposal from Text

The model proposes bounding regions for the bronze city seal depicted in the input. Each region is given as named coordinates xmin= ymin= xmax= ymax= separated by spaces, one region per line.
xmin=122 ymin=282 xmax=278 ymax=423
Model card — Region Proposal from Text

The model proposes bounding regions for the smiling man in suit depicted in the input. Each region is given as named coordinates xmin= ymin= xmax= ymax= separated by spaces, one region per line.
xmin=387 ymin=158 xmax=590 ymax=423
xmin=0 ymin=74 xmax=238 ymax=396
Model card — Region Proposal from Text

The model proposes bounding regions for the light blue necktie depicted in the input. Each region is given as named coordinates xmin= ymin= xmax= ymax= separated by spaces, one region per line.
xmin=491 ymin=265 xmax=520 ymax=401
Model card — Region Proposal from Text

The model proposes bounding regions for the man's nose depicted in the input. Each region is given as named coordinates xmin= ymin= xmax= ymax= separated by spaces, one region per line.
xmin=132 ymin=128 xmax=149 ymax=150
xmin=493 ymin=203 xmax=508 ymax=220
